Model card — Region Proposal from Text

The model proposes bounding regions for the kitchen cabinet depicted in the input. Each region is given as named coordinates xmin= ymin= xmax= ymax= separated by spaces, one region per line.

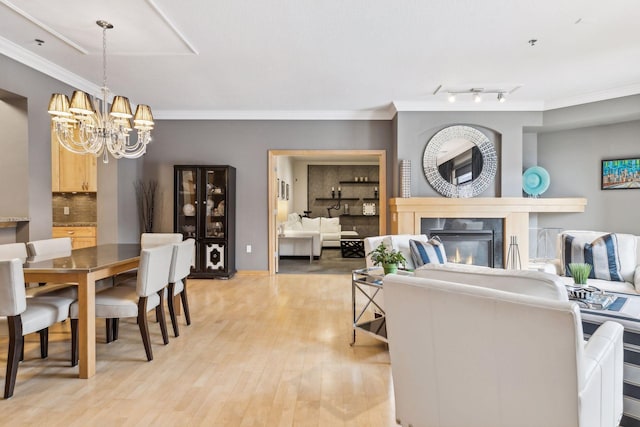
xmin=174 ymin=165 xmax=236 ymax=279
xmin=51 ymin=130 xmax=97 ymax=192
xmin=52 ymin=226 xmax=97 ymax=249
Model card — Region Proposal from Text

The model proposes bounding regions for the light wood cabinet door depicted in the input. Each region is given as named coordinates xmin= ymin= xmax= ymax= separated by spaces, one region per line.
xmin=52 ymin=226 xmax=97 ymax=249
xmin=51 ymin=127 xmax=97 ymax=192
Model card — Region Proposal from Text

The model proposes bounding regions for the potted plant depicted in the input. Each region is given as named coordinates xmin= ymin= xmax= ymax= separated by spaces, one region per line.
xmin=568 ymin=263 xmax=591 ymax=285
xmin=368 ymin=242 xmax=406 ymax=274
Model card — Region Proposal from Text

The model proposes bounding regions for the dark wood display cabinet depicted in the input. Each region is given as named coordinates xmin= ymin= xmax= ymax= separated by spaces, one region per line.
xmin=174 ymin=165 xmax=236 ymax=279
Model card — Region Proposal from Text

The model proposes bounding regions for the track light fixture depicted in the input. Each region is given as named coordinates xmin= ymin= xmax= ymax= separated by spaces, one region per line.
xmin=473 ymin=92 xmax=482 ymax=103
xmin=447 ymin=93 xmax=456 ymax=103
xmin=497 ymin=92 xmax=506 ymax=103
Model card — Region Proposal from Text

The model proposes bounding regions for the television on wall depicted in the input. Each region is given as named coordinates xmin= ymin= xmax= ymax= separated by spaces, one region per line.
xmin=601 ymin=157 xmax=640 ymax=190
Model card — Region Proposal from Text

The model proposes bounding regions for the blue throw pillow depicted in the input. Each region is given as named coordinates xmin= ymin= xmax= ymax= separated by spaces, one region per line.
xmin=563 ymin=233 xmax=623 ymax=281
xmin=410 ymin=237 xmax=447 ymax=268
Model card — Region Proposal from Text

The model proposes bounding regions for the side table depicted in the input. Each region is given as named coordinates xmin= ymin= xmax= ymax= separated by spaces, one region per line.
xmin=351 ymin=267 xmax=413 ymax=345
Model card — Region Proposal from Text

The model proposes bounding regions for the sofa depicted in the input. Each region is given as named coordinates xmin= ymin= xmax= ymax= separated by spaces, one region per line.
xmin=384 ymin=267 xmax=624 ymax=427
xmin=281 ymin=214 xmax=350 ymax=250
xmin=551 ymin=230 xmax=640 ymax=295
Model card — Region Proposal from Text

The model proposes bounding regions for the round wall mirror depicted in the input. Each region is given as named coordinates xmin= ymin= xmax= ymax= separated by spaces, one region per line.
xmin=423 ymin=125 xmax=497 ymax=198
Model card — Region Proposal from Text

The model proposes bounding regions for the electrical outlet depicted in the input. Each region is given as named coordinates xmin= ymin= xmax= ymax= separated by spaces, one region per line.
xmin=246 ymin=244 xmax=252 ymax=253
xmin=63 ymin=206 xmax=70 ymax=215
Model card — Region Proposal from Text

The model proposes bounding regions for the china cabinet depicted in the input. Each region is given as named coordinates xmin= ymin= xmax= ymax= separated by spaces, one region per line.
xmin=174 ymin=165 xmax=236 ymax=278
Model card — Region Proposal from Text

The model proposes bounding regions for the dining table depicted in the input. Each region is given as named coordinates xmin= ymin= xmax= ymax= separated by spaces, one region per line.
xmin=23 ymin=243 xmax=141 ymax=379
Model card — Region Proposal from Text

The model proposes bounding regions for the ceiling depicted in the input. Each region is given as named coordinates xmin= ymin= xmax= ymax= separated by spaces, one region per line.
xmin=1 ymin=0 xmax=640 ymax=119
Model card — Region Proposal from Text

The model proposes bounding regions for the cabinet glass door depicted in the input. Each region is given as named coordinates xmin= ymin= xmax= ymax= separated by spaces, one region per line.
xmin=205 ymin=168 xmax=226 ymax=239
xmin=176 ymin=168 xmax=198 ymax=239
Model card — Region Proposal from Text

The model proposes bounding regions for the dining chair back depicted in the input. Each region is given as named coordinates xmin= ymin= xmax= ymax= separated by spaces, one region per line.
xmin=26 ymin=237 xmax=72 ymax=257
xmin=0 ymin=258 xmax=74 ymax=398
xmin=0 ymin=243 xmax=27 ymax=261
xmin=140 ymin=233 xmax=183 ymax=249
xmin=25 ymin=238 xmax=77 ymax=298
xmin=137 ymin=244 xmax=174 ymax=298
xmin=167 ymin=239 xmax=195 ymax=336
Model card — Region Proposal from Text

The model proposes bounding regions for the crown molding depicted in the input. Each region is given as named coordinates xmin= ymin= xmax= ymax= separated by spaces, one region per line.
xmin=0 ymin=36 xmax=101 ymax=97
xmin=543 ymin=82 xmax=640 ymax=110
xmin=392 ymin=100 xmax=545 ymax=112
xmin=154 ymin=108 xmax=394 ymax=121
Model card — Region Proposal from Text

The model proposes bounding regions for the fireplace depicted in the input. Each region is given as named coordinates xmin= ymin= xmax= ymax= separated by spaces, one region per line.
xmin=421 ymin=218 xmax=503 ymax=268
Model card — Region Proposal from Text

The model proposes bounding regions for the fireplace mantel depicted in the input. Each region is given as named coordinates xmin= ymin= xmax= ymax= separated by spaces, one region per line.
xmin=389 ymin=197 xmax=587 ymax=267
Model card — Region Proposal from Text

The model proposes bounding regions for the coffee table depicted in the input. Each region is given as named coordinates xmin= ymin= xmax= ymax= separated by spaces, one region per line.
xmin=578 ymin=291 xmax=640 ymax=427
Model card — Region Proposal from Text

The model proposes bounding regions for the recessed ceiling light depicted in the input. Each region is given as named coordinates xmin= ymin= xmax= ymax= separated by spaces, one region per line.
xmin=528 ymin=39 xmax=538 ymax=46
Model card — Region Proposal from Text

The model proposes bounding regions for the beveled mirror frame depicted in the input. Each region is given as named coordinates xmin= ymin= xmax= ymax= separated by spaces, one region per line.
xmin=423 ymin=125 xmax=497 ymax=198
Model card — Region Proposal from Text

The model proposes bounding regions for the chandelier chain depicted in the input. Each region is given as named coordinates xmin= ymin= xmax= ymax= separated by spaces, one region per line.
xmin=102 ymin=25 xmax=107 ymax=89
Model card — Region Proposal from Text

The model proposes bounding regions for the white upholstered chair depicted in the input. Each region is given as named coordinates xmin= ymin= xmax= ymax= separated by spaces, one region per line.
xmin=167 ymin=239 xmax=194 ymax=337
xmin=140 ymin=233 xmax=183 ymax=248
xmin=25 ymin=237 xmax=79 ymax=298
xmin=70 ymin=244 xmax=173 ymax=365
xmin=0 ymin=259 xmax=74 ymax=398
xmin=383 ymin=273 xmax=624 ymax=427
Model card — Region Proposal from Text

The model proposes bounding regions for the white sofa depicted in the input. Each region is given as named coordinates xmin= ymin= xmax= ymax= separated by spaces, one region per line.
xmin=552 ymin=230 xmax=640 ymax=295
xmin=282 ymin=214 xmax=344 ymax=249
xmin=384 ymin=268 xmax=624 ymax=427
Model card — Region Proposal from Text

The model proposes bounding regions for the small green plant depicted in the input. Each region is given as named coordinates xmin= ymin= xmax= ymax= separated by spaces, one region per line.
xmin=367 ymin=243 xmax=406 ymax=274
xmin=568 ymin=263 xmax=591 ymax=285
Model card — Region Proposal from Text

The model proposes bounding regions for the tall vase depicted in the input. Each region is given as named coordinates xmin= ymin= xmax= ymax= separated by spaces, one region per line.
xmin=506 ymin=235 xmax=521 ymax=270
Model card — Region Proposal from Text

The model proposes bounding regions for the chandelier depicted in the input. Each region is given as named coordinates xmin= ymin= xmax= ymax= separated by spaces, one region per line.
xmin=47 ymin=20 xmax=154 ymax=163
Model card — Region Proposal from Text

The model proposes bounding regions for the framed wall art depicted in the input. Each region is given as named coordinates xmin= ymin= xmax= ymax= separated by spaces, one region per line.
xmin=601 ymin=158 xmax=640 ymax=190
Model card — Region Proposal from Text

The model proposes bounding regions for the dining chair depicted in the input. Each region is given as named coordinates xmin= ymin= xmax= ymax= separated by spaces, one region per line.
xmin=25 ymin=237 xmax=79 ymax=299
xmin=0 ymin=258 xmax=74 ymax=398
xmin=167 ymin=239 xmax=195 ymax=337
xmin=114 ymin=233 xmax=183 ymax=286
xmin=69 ymin=244 xmax=173 ymax=365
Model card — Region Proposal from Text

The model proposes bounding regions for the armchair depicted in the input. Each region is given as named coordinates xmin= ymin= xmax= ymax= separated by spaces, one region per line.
xmin=383 ymin=273 xmax=624 ymax=427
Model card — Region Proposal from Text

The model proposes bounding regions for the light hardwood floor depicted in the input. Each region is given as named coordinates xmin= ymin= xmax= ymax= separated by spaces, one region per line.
xmin=1 ymin=274 xmax=395 ymax=426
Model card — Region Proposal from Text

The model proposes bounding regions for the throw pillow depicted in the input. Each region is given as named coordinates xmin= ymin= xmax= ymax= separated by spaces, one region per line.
xmin=410 ymin=237 xmax=447 ymax=268
xmin=563 ymin=233 xmax=623 ymax=281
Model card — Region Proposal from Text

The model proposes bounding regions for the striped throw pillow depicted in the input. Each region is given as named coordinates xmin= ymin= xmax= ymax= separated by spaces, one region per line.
xmin=410 ymin=237 xmax=447 ymax=268
xmin=563 ymin=233 xmax=623 ymax=281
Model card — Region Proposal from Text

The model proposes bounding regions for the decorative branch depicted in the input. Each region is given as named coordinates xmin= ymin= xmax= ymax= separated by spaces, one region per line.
xmin=134 ymin=180 xmax=157 ymax=233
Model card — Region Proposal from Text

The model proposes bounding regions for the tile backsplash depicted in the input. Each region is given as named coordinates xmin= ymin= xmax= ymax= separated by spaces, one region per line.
xmin=52 ymin=193 xmax=97 ymax=223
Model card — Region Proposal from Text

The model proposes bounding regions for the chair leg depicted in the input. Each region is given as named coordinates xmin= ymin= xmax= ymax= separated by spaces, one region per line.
xmin=5 ymin=315 xmax=23 ymax=399
xmin=70 ymin=319 xmax=78 ymax=367
xmin=113 ymin=318 xmax=119 ymax=340
xmin=156 ymin=290 xmax=169 ymax=345
xmin=138 ymin=297 xmax=153 ymax=361
xmin=20 ymin=340 xmax=24 ymax=362
xmin=39 ymin=328 xmax=49 ymax=358
xmin=181 ymin=278 xmax=192 ymax=326
xmin=105 ymin=319 xmax=113 ymax=343
xmin=168 ymin=282 xmax=179 ymax=337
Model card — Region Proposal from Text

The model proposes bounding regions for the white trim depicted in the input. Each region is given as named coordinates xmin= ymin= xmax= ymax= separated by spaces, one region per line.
xmin=543 ymin=83 xmax=640 ymax=110
xmin=146 ymin=0 xmax=199 ymax=55
xmin=0 ymin=36 xmax=101 ymax=96
xmin=0 ymin=0 xmax=88 ymax=54
xmin=392 ymin=100 xmax=545 ymax=112
xmin=153 ymin=109 xmax=394 ymax=121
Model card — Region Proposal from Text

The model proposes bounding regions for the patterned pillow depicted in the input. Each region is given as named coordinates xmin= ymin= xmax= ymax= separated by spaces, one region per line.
xmin=410 ymin=237 xmax=447 ymax=268
xmin=563 ymin=233 xmax=623 ymax=281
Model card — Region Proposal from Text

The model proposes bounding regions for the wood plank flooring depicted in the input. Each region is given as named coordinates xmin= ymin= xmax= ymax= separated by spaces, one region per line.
xmin=0 ymin=274 xmax=395 ymax=426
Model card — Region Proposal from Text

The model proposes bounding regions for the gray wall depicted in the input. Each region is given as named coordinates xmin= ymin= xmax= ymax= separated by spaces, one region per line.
xmin=0 ymin=93 xmax=28 ymax=217
xmin=143 ymin=120 xmax=393 ymax=271
xmin=537 ymin=119 xmax=640 ymax=234
xmin=395 ymin=111 xmax=543 ymax=197
xmin=0 ymin=54 xmax=140 ymax=243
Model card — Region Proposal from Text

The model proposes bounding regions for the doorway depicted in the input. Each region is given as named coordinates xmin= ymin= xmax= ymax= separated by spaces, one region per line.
xmin=267 ymin=150 xmax=387 ymax=275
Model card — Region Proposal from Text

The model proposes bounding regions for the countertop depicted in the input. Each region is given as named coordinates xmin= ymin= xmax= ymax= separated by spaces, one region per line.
xmin=53 ymin=222 xmax=97 ymax=227
xmin=0 ymin=217 xmax=29 ymax=223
